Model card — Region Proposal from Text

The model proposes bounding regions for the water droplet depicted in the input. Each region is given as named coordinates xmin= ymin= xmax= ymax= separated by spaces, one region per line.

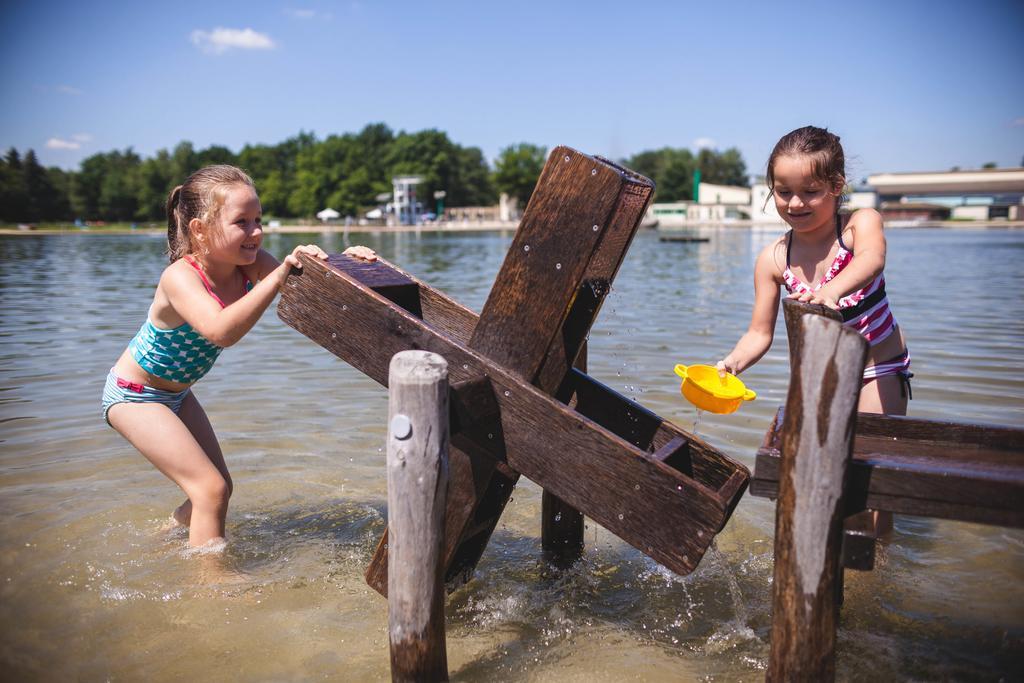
xmin=554 ymin=513 xmax=562 ymax=522
xmin=618 ymin=513 xmax=624 ymax=520
xmin=697 ymin=530 xmax=704 ymax=538
xmin=676 ymin=485 xmax=683 ymax=491
xmin=563 ymin=154 xmax=570 ymax=162
xmin=524 ymin=244 xmax=530 ymax=252
xmin=634 ymin=484 xmax=640 ymax=490
xmin=503 ymin=390 xmax=510 ymax=397
xmin=592 ymin=224 xmax=599 ymax=231
xmin=488 ymin=433 xmax=494 ymax=439
xmin=591 ymin=168 xmax=597 ymax=175
xmin=462 ymin=364 xmax=468 ymax=370
xmin=342 ymin=304 xmax=348 ymax=310
xmin=331 ymin=332 xmax=336 ymax=338
xmin=555 ymin=263 xmax=562 ymax=270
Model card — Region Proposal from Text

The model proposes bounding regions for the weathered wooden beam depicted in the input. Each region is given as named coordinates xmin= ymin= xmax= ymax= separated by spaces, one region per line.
xmin=767 ymin=315 xmax=868 ymax=683
xmin=751 ymin=409 xmax=1024 ymax=528
xmin=386 ymin=351 xmax=449 ymax=682
xmin=364 ymin=147 xmax=655 ymax=591
xmin=541 ymin=346 xmax=587 ymax=564
xmin=277 ymin=252 xmax=749 ymax=580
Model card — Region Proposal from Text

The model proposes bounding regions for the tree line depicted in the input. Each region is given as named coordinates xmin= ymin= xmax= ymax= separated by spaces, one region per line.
xmin=0 ymin=123 xmax=747 ymax=224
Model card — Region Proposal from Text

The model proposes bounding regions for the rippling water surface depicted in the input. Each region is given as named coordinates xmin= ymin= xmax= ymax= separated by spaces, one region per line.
xmin=1 ymin=227 xmax=1022 ymax=681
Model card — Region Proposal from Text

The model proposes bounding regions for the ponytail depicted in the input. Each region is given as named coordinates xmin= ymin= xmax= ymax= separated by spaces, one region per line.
xmin=166 ymin=185 xmax=185 ymax=263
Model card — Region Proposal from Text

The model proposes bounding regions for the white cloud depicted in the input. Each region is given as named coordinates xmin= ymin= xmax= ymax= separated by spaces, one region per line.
xmin=190 ymin=27 xmax=276 ymax=54
xmin=693 ymin=137 xmax=716 ymax=150
xmin=56 ymin=84 xmax=83 ymax=95
xmin=1013 ymin=117 xmax=1024 ymax=127
xmin=46 ymin=138 xmax=81 ymax=150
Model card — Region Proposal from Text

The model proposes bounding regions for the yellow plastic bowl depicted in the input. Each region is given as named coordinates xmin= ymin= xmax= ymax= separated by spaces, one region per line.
xmin=673 ymin=364 xmax=757 ymax=414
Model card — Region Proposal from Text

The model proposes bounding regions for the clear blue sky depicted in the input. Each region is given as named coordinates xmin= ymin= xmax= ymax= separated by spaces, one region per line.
xmin=2 ymin=0 xmax=1022 ymax=180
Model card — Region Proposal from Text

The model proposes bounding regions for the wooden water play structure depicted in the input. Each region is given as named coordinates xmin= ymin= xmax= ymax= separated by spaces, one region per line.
xmin=277 ymin=147 xmax=749 ymax=590
xmin=275 ymin=147 xmax=1022 ymax=681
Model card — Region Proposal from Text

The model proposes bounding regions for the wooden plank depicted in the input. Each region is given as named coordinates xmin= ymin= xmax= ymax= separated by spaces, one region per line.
xmin=469 ymin=147 xmax=650 ymax=385
xmin=277 ymin=253 xmax=748 ymax=578
xmin=767 ymin=315 xmax=867 ymax=683
xmin=751 ymin=408 xmax=1024 ymax=528
xmin=370 ymin=148 xmax=654 ymax=590
xmin=541 ymin=347 xmax=587 ymax=563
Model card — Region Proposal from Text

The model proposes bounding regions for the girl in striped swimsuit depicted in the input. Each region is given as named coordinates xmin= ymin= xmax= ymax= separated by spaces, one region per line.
xmin=717 ymin=126 xmax=910 ymax=415
xmin=103 ymin=165 xmax=375 ymax=549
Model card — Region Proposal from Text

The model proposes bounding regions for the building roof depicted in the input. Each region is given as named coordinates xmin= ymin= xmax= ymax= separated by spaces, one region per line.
xmin=867 ymin=168 xmax=1024 ymax=194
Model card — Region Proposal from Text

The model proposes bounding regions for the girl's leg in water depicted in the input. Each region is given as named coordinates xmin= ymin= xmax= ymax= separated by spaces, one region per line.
xmin=852 ymin=374 xmax=908 ymax=535
xmin=169 ymin=392 xmax=233 ymax=528
xmin=107 ymin=401 xmax=231 ymax=547
xmin=858 ymin=374 xmax=908 ymax=416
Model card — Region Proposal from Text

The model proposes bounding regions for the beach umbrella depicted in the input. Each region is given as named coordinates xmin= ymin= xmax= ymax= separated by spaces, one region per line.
xmin=316 ymin=208 xmax=340 ymax=222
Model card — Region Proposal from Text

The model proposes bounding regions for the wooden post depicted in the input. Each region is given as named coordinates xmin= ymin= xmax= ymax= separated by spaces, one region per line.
xmin=767 ymin=315 xmax=868 ymax=683
xmin=542 ymin=343 xmax=587 ymax=564
xmin=386 ymin=351 xmax=449 ymax=683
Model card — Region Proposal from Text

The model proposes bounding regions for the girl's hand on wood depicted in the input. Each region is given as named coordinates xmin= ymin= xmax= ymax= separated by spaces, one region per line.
xmin=275 ymin=244 xmax=328 ymax=286
xmin=786 ymin=289 xmax=839 ymax=310
xmin=343 ymin=245 xmax=378 ymax=262
xmin=283 ymin=244 xmax=328 ymax=268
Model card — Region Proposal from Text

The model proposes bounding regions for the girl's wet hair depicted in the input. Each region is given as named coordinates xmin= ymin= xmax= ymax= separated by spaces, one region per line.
xmin=766 ymin=125 xmax=846 ymax=193
xmin=166 ymin=165 xmax=255 ymax=262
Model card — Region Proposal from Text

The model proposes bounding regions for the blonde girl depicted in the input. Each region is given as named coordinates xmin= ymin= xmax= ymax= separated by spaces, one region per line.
xmin=102 ymin=165 xmax=374 ymax=547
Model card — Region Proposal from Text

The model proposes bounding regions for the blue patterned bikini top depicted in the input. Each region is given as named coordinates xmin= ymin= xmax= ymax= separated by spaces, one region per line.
xmin=128 ymin=256 xmax=250 ymax=384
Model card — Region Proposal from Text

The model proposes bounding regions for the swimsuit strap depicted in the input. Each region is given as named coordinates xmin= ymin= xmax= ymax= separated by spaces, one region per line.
xmin=785 ymin=230 xmax=793 ymax=267
xmin=836 ymin=215 xmax=851 ymax=253
xmin=183 ymin=256 xmax=227 ymax=308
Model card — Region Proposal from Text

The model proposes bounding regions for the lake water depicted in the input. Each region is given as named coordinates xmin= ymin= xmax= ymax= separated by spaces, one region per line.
xmin=1 ymin=227 xmax=1022 ymax=681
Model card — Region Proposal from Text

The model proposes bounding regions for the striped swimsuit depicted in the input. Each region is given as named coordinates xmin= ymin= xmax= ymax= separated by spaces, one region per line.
xmin=782 ymin=225 xmax=912 ymax=390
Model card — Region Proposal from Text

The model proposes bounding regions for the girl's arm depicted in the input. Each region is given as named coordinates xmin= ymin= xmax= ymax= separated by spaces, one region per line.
xmin=162 ymin=244 xmax=329 ymax=348
xmin=791 ymin=209 xmax=887 ymax=308
xmin=717 ymin=242 xmax=783 ymax=375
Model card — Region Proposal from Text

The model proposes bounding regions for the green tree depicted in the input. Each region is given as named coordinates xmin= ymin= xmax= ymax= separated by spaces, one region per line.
xmin=492 ymin=143 xmax=547 ymax=205
xmin=23 ymin=150 xmax=60 ymax=221
xmin=697 ymin=147 xmax=747 ymax=187
xmin=0 ymin=148 xmax=30 ymax=222
xmin=136 ymin=150 xmax=173 ymax=222
xmin=625 ymin=147 xmax=695 ymax=201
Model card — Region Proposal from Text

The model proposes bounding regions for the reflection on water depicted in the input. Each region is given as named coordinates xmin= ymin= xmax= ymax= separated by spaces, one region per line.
xmin=1 ymin=228 xmax=1022 ymax=681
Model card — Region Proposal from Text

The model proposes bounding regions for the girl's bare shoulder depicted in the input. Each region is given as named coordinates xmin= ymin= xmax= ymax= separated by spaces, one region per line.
xmin=755 ymin=233 xmax=788 ymax=280
xmin=843 ymin=208 xmax=884 ymax=248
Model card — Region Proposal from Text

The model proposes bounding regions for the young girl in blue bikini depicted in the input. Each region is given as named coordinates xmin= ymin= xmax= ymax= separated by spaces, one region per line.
xmin=102 ymin=165 xmax=375 ymax=548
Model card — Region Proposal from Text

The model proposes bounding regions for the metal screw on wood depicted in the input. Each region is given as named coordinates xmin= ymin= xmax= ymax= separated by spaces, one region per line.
xmin=391 ymin=414 xmax=412 ymax=440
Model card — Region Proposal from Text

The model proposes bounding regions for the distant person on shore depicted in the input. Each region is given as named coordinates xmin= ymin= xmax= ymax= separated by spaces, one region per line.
xmin=715 ymin=126 xmax=911 ymax=530
xmin=102 ymin=165 xmax=376 ymax=549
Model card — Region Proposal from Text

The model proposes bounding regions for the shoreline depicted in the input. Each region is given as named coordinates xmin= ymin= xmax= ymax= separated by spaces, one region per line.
xmin=2 ymin=219 xmax=1022 ymax=236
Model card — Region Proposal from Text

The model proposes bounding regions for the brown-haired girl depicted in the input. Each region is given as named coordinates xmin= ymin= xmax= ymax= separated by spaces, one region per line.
xmin=717 ymin=126 xmax=911 ymax=416
xmin=102 ymin=164 xmax=375 ymax=548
